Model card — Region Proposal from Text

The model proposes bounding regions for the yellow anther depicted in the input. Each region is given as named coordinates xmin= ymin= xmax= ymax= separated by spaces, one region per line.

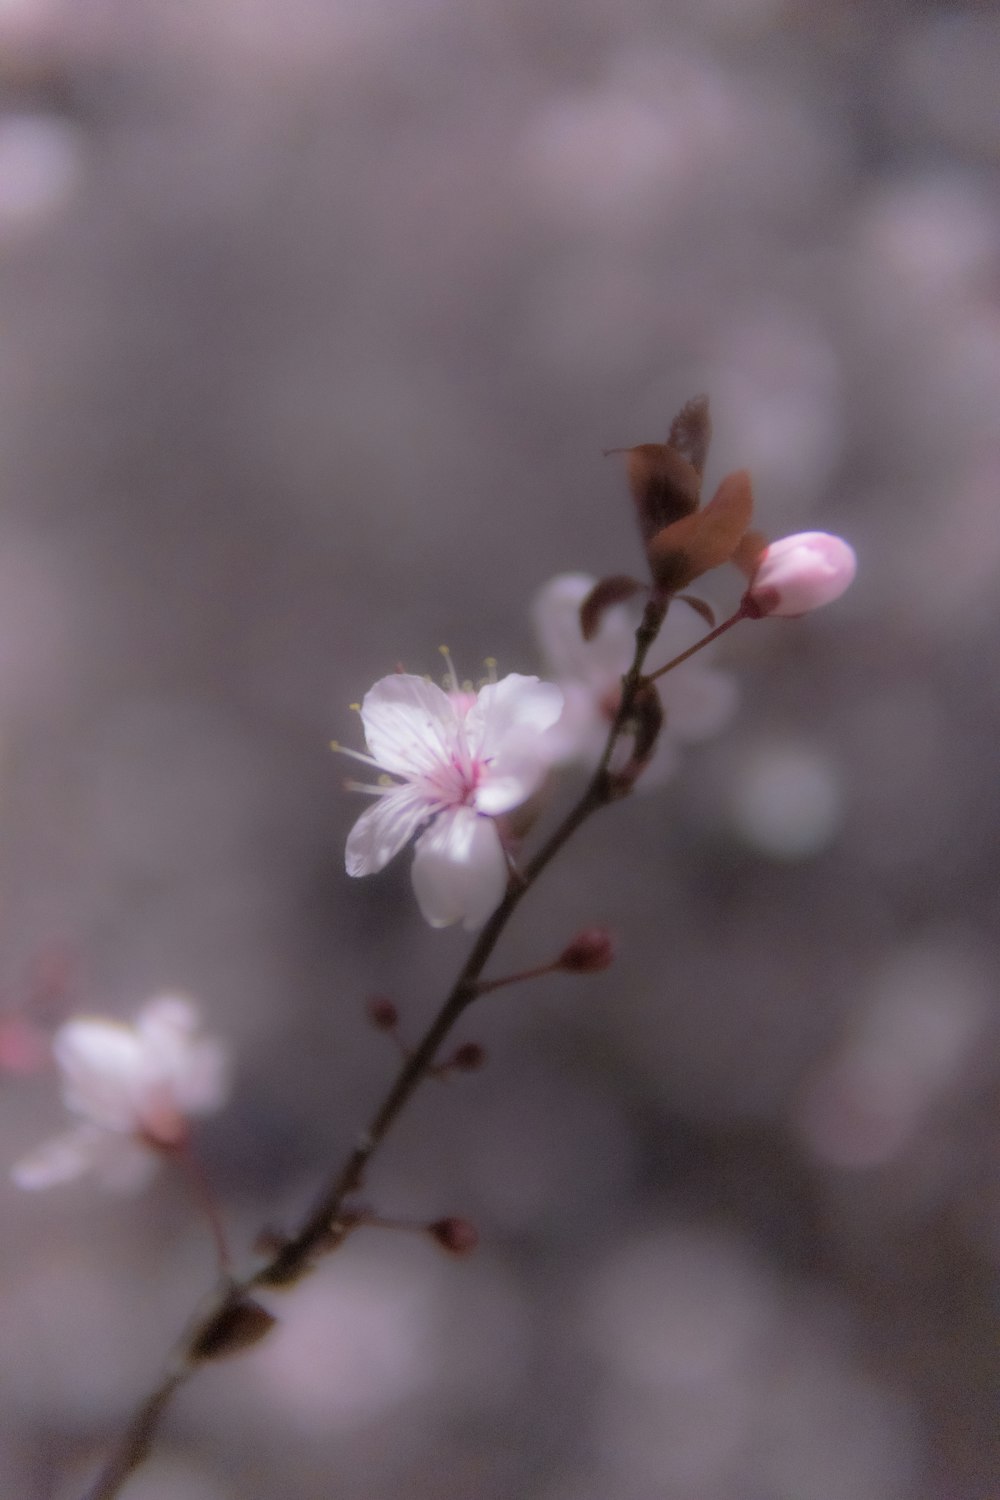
xmin=438 ymin=644 xmax=459 ymax=694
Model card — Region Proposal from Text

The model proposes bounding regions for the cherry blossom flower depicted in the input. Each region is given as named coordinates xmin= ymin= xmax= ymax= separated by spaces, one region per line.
xmin=532 ymin=574 xmax=737 ymax=784
xmin=343 ymin=668 xmax=563 ymax=930
xmin=745 ymin=532 xmax=857 ymax=618
xmin=11 ymin=995 xmax=229 ymax=1192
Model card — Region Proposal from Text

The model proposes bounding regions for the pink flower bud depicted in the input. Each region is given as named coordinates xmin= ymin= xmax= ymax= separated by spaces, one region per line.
xmin=746 ymin=532 xmax=856 ymax=618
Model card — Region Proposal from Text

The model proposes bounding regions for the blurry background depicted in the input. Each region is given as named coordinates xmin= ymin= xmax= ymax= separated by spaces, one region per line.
xmin=0 ymin=0 xmax=997 ymax=1496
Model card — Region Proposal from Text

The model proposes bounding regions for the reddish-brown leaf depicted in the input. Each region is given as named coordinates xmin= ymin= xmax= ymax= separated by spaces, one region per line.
xmin=607 ymin=443 xmax=701 ymax=541
xmin=579 ymin=574 xmax=645 ymax=641
xmin=667 ymin=394 xmax=712 ymax=477
xmin=731 ymin=528 xmax=769 ymax=579
xmin=677 ymin=594 xmax=717 ymax=629
xmin=647 ymin=468 xmax=754 ymax=593
xmin=643 ymin=510 xmax=707 ymax=593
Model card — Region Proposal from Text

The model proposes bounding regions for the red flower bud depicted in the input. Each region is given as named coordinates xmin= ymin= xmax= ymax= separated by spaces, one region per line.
xmin=428 ymin=1217 xmax=480 ymax=1256
xmin=449 ymin=1041 xmax=487 ymax=1072
xmin=558 ymin=927 xmax=616 ymax=973
xmin=366 ymin=995 xmax=399 ymax=1031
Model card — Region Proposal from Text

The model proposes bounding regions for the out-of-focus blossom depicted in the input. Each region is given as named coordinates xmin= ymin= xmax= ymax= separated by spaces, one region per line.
xmin=532 ymin=573 xmax=736 ymax=783
xmin=343 ymin=670 xmax=563 ymax=930
xmin=745 ymin=532 xmax=856 ymax=618
xmin=11 ymin=996 xmax=229 ymax=1192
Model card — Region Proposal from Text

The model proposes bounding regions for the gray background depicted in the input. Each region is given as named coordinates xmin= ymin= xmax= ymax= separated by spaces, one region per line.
xmin=0 ymin=1 xmax=998 ymax=1496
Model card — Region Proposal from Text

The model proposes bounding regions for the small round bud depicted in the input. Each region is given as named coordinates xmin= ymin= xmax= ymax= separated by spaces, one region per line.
xmin=449 ymin=1041 xmax=487 ymax=1072
xmin=366 ymin=995 xmax=399 ymax=1031
xmin=428 ymin=1216 xmax=480 ymax=1256
xmin=746 ymin=532 xmax=856 ymax=618
xmin=558 ymin=927 xmax=616 ymax=973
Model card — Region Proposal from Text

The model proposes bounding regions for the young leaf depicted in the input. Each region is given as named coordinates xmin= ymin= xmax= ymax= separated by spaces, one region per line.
xmin=731 ymin=528 xmax=769 ymax=579
xmin=579 ymin=574 xmax=645 ymax=641
xmin=677 ymin=594 xmax=717 ymax=629
xmin=608 ymin=443 xmax=701 ymax=541
xmin=647 ymin=468 xmax=754 ymax=593
xmin=667 ymin=394 xmax=712 ymax=477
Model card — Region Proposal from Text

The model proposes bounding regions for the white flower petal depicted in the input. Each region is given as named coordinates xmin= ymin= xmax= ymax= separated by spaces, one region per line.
xmin=473 ymin=729 xmax=555 ymax=814
xmin=541 ymin=681 xmax=610 ymax=766
xmin=11 ymin=1124 xmax=104 ymax=1189
xmin=532 ymin=573 xmax=636 ymax=688
xmin=410 ymin=807 xmax=508 ymax=930
xmin=131 ymin=995 xmax=230 ymax=1114
xmin=345 ymin=786 xmax=433 ymax=876
xmin=135 ymin=994 xmax=199 ymax=1048
xmin=172 ymin=1039 xmax=231 ymax=1115
xmin=359 ymin=674 xmax=460 ymax=778
xmin=464 ymin=674 xmax=564 ymax=760
xmin=55 ymin=1019 xmax=146 ymax=1132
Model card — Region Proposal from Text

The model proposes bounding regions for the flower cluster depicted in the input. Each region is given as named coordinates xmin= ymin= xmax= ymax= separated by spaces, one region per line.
xmin=12 ymin=996 xmax=229 ymax=1192
xmin=340 ymin=399 xmax=855 ymax=930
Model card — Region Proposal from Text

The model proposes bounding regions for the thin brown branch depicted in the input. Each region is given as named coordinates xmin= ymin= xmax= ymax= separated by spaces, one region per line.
xmin=80 ymin=595 xmax=670 ymax=1500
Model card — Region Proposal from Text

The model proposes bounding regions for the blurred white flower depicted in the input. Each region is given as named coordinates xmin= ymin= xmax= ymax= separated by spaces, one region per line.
xmin=343 ymin=670 xmax=563 ymax=930
xmin=746 ymin=532 xmax=856 ymax=618
xmin=532 ymin=573 xmax=737 ymax=783
xmin=12 ymin=996 xmax=229 ymax=1192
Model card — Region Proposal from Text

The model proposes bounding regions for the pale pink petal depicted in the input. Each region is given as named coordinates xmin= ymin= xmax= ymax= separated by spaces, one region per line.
xmin=11 ymin=1124 xmax=103 ymax=1189
xmin=54 ymin=1019 xmax=145 ymax=1132
xmin=345 ymin=786 xmax=433 ymax=876
xmin=410 ymin=807 xmax=508 ymax=930
xmin=463 ymin=674 xmax=564 ymax=760
xmin=359 ymin=674 xmax=460 ymax=777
